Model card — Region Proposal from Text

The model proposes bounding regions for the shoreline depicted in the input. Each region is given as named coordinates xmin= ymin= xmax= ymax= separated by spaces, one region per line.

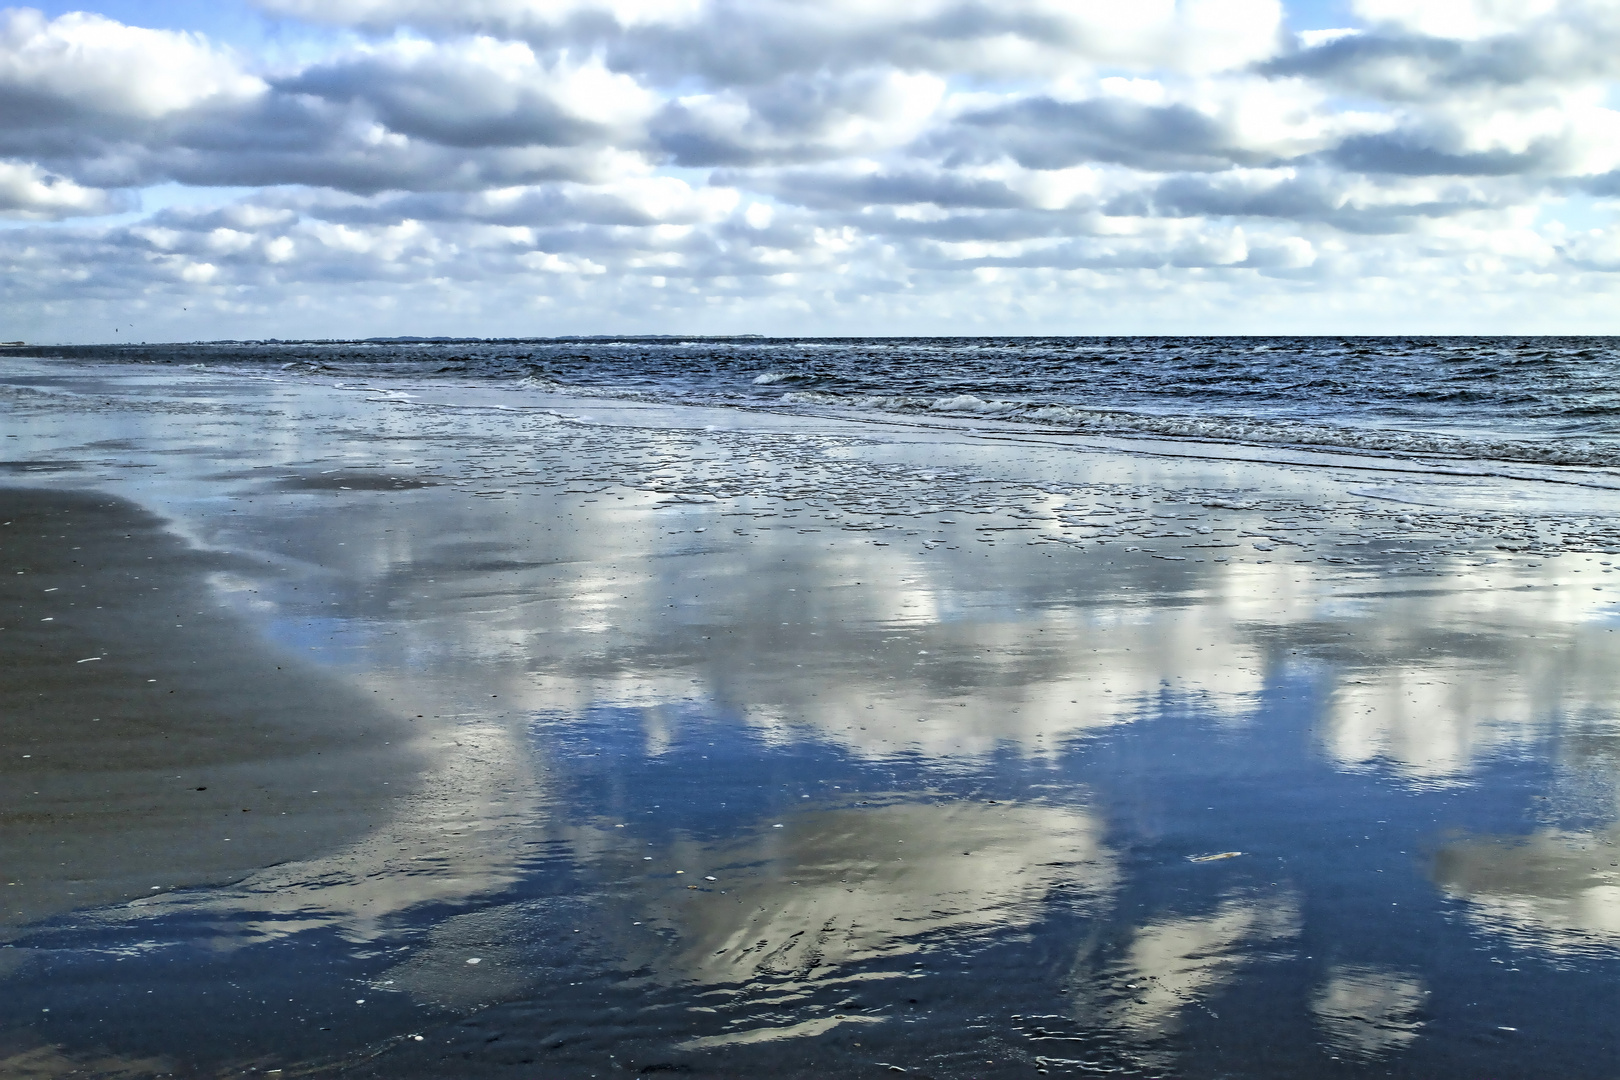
xmin=13 ymin=341 xmax=1620 ymax=477
xmin=14 ymin=352 xmax=1620 ymax=508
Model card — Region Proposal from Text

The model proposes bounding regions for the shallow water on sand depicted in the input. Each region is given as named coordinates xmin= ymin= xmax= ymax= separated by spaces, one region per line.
xmin=4 ymin=362 xmax=1620 ymax=1077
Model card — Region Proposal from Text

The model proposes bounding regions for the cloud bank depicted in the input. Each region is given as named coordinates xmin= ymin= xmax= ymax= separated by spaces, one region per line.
xmin=1 ymin=0 xmax=1618 ymax=338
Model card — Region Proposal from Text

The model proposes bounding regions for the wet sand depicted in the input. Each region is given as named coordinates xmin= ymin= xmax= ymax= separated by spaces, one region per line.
xmin=5 ymin=359 xmax=1620 ymax=1077
xmin=1 ymin=487 xmax=422 ymax=934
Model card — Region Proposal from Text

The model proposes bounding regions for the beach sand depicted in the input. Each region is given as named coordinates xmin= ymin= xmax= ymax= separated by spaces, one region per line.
xmin=5 ymin=358 xmax=1620 ymax=1077
xmin=1 ymin=487 xmax=421 ymax=935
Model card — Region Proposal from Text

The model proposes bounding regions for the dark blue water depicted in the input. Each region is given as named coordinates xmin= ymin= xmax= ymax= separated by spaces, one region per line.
xmin=8 ymin=693 xmax=1613 ymax=1078
xmin=13 ymin=336 xmax=1620 ymax=467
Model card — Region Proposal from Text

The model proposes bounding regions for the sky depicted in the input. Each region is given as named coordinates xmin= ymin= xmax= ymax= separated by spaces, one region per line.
xmin=2 ymin=0 xmax=1619 ymax=341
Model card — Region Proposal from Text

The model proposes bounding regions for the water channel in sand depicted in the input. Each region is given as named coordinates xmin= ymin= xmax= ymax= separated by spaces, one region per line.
xmin=4 ymin=360 xmax=1620 ymax=1076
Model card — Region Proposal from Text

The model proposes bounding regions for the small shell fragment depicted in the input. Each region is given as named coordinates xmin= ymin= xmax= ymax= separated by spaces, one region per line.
xmin=1187 ymin=851 xmax=1244 ymax=863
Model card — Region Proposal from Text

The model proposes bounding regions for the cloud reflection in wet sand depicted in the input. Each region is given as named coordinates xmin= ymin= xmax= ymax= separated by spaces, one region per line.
xmin=129 ymin=480 xmax=1620 ymax=983
xmin=1434 ymin=829 xmax=1620 ymax=951
xmin=1070 ymin=891 xmax=1299 ymax=1060
xmin=1322 ymin=567 xmax=1620 ymax=783
xmin=103 ymin=714 xmax=547 ymax=948
xmin=639 ymin=800 xmax=1114 ymax=981
xmin=1310 ymin=964 xmax=1429 ymax=1060
xmin=378 ymin=798 xmax=1116 ymax=1025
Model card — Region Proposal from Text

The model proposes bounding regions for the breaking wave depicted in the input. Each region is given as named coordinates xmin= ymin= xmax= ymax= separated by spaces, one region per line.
xmin=777 ymin=390 xmax=1620 ymax=470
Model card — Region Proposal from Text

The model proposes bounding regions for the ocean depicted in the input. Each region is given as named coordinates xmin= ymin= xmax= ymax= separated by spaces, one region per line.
xmin=14 ymin=335 xmax=1620 ymax=470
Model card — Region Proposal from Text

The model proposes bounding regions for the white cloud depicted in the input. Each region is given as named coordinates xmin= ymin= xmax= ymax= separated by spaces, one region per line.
xmin=0 ymin=8 xmax=263 ymax=121
xmin=282 ymin=36 xmax=658 ymax=146
xmin=255 ymin=0 xmax=1289 ymax=81
xmin=1354 ymin=0 xmax=1562 ymax=41
xmin=0 ymin=0 xmax=1614 ymax=335
xmin=257 ymin=0 xmax=705 ymax=32
xmin=0 ymin=158 xmax=125 ymax=217
xmin=654 ymin=70 xmax=947 ymax=166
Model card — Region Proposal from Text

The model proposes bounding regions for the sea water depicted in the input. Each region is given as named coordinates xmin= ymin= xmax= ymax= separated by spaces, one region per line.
xmin=16 ymin=335 xmax=1620 ymax=468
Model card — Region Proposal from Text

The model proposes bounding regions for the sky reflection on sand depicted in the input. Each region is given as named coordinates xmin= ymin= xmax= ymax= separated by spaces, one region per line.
xmin=1070 ymin=889 xmax=1300 ymax=1048
xmin=8 ymin=364 xmax=1620 ymax=1075
xmin=1311 ymin=964 xmax=1429 ymax=1059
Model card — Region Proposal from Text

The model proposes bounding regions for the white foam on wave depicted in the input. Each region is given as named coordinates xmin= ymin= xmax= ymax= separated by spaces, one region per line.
xmin=928 ymin=394 xmax=1017 ymax=415
xmin=781 ymin=390 xmax=1620 ymax=471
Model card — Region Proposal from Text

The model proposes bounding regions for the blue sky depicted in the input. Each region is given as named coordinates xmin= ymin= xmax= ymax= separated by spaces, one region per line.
xmin=2 ymin=0 xmax=1618 ymax=341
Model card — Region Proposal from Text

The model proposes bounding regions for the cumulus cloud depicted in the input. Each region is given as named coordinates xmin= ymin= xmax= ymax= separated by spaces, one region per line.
xmin=0 ymin=11 xmax=652 ymax=193
xmin=1355 ymin=0 xmax=1568 ymax=42
xmin=1106 ymin=168 xmax=1517 ymax=232
xmin=0 ymin=0 xmax=1615 ymax=337
xmin=254 ymin=0 xmax=1290 ymax=82
xmin=1266 ymin=22 xmax=1620 ymax=101
xmin=0 ymin=158 xmax=128 ymax=217
xmin=281 ymin=37 xmax=656 ymax=149
xmin=0 ymin=8 xmax=263 ymax=122
xmin=653 ymin=70 xmax=946 ymax=167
